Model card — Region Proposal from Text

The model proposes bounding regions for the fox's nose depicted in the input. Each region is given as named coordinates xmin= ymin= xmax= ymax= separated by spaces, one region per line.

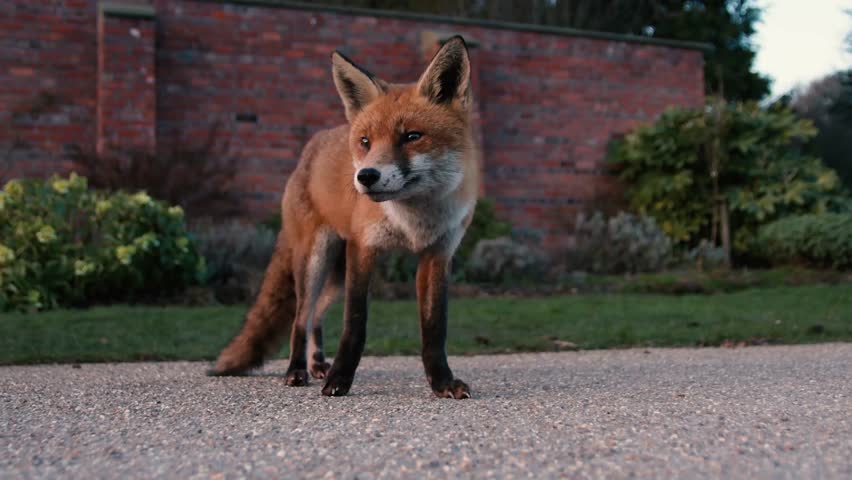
xmin=356 ymin=168 xmax=381 ymax=188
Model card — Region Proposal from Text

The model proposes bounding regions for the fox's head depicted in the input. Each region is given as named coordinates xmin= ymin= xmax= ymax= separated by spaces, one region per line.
xmin=331 ymin=36 xmax=473 ymax=202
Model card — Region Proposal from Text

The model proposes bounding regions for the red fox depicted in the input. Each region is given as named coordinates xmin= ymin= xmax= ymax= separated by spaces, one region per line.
xmin=209 ymin=36 xmax=478 ymax=399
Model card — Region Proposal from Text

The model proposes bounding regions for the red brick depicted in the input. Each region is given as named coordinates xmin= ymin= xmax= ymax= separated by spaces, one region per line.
xmin=1 ymin=0 xmax=704 ymax=248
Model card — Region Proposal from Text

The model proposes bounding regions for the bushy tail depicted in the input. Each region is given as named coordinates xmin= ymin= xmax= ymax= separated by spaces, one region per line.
xmin=209 ymin=230 xmax=297 ymax=375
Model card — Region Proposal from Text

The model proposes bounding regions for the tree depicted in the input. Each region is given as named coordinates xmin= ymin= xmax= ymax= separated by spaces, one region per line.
xmin=610 ymin=101 xmax=848 ymax=262
xmin=791 ymin=74 xmax=852 ymax=189
xmin=647 ymin=0 xmax=770 ymax=101
xmin=789 ymin=12 xmax=852 ymax=189
xmin=831 ymin=10 xmax=852 ymax=120
xmin=309 ymin=0 xmax=770 ymax=100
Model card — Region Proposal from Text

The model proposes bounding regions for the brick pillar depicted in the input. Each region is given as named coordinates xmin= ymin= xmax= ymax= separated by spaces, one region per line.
xmin=97 ymin=2 xmax=156 ymax=154
xmin=420 ymin=31 xmax=485 ymax=195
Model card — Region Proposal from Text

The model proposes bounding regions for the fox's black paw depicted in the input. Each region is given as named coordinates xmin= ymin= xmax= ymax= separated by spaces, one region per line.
xmin=432 ymin=379 xmax=471 ymax=399
xmin=309 ymin=361 xmax=332 ymax=380
xmin=321 ymin=375 xmax=353 ymax=397
xmin=285 ymin=369 xmax=309 ymax=386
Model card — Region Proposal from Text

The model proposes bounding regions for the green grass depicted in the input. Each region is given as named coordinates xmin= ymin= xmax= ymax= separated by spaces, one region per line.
xmin=581 ymin=267 xmax=849 ymax=294
xmin=1 ymin=285 xmax=850 ymax=365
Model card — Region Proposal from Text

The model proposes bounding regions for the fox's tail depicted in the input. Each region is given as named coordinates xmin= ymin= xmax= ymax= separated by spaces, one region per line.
xmin=208 ymin=230 xmax=297 ymax=376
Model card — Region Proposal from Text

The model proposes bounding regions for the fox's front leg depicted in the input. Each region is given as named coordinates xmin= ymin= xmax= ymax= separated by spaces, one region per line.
xmin=322 ymin=242 xmax=375 ymax=396
xmin=416 ymin=251 xmax=471 ymax=399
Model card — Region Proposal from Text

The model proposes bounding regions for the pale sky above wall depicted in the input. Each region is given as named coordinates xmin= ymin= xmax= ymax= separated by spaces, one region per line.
xmin=754 ymin=0 xmax=852 ymax=98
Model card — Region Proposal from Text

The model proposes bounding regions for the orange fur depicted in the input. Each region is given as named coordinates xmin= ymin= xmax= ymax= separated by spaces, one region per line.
xmin=211 ymin=37 xmax=478 ymax=399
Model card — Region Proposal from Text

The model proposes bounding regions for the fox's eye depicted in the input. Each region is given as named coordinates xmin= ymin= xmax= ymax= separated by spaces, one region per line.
xmin=360 ymin=136 xmax=370 ymax=150
xmin=403 ymin=132 xmax=422 ymax=143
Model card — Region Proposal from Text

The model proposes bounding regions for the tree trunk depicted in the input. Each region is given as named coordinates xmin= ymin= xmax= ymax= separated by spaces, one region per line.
xmin=719 ymin=200 xmax=732 ymax=269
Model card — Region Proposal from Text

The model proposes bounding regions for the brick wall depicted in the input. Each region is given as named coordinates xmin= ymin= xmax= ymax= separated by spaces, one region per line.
xmin=1 ymin=0 xmax=705 ymax=247
xmin=98 ymin=6 xmax=157 ymax=154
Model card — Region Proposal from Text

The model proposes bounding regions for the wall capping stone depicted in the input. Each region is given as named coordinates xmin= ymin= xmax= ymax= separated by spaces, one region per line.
xmin=100 ymin=1 xmax=156 ymax=19
xmin=203 ymin=0 xmax=713 ymax=52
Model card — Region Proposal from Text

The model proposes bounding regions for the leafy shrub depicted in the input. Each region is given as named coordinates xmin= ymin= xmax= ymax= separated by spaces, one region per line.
xmin=684 ymin=239 xmax=730 ymax=271
xmin=0 ymin=174 xmax=204 ymax=311
xmin=191 ymin=220 xmax=277 ymax=303
xmin=754 ymin=213 xmax=852 ymax=269
xmin=376 ymin=251 xmax=420 ymax=283
xmin=466 ymin=237 xmax=547 ymax=283
xmin=68 ymin=125 xmax=243 ymax=219
xmin=456 ymin=198 xmax=512 ymax=263
xmin=571 ymin=212 xmax=673 ymax=274
xmin=611 ymin=100 xmax=849 ymax=255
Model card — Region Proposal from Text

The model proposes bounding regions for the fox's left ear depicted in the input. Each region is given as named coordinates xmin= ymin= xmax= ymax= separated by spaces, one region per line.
xmin=417 ymin=36 xmax=471 ymax=108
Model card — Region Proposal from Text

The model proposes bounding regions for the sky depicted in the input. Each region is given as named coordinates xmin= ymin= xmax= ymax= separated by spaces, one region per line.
xmin=754 ymin=0 xmax=852 ymax=99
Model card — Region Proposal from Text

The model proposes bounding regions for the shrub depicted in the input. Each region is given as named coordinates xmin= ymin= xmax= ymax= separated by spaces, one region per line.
xmin=191 ymin=220 xmax=277 ymax=304
xmin=755 ymin=213 xmax=852 ymax=269
xmin=0 ymin=174 xmax=204 ymax=311
xmin=465 ymin=237 xmax=547 ymax=283
xmin=68 ymin=124 xmax=243 ymax=219
xmin=571 ymin=212 xmax=673 ymax=274
xmin=456 ymin=198 xmax=512 ymax=263
xmin=684 ymin=239 xmax=729 ymax=271
xmin=610 ymin=100 xmax=849 ymax=256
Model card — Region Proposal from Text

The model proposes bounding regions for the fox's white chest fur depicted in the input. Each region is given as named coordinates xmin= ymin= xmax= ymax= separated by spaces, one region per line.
xmin=366 ymin=196 xmax=474 ymax=253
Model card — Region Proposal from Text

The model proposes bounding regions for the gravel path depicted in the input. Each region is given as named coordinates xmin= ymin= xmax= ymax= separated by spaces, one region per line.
xmin=1 ymin=344 xmax=850 ymax=479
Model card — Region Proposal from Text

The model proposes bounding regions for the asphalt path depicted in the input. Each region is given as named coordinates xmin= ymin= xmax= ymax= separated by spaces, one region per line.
xmin=1 ymin=344 xmax=850 ymax=479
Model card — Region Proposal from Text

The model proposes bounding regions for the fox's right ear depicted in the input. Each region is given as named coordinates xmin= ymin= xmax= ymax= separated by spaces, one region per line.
xmin=331 ymin=52 xmax=387 ymax=122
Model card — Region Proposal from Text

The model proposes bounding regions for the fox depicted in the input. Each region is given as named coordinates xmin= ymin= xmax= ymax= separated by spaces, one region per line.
xmin=208 ymin=36 xmax=478 ymax=399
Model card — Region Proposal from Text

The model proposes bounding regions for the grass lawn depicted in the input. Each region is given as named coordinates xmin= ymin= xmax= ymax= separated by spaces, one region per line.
xmin=1 ymin=284 xmax=850 ymax=365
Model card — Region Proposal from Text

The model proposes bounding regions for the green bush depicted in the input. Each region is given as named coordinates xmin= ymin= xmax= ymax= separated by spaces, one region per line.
xmin=611 ymin=100 xmax=850 ymax=255
xmin=571 ymin=212 xmax=673 ymax=274
xmin=465 ymin=236 xmax=547 ymax=283
xmin=456 ymin=198 xmax=512 ymax=263
xmin=0 ymin=174 xmax=204 ymax=311
xmin=755 ymin=213 xmax=852 ymax=269
xmin=191 ymin=220 xmax=276 ymax=303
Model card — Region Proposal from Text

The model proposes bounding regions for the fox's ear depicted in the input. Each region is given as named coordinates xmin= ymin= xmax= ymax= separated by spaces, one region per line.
xmin=417 ymin=36 xmax=471 ymax=108
xmin=332 ymin=51 xmax=387 ymax=121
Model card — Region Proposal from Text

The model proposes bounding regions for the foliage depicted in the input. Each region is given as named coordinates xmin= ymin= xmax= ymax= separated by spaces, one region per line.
xmin=465 ymin=237 xmax=547 ymax=283
xmin=191 ymin=220 xmax=277 ymax=303
xmin=649 ymin=0 xmax=769 ymax=100
xmin=571 ymin=212 xmax=673 ymax=274
xmin=611 ymin=100 xmax=850 ymax=256
xmin=790 ymin=73 xmax=852 ymax=190
xmin=755 ymin=213 xmax=852 ymax=269
xmin=833 ymin=11 xmax=852 ymax=120
xmin=456 ymin=198 xmax=513 ymax=263
xmin=312 ymin=0 xmax=769 ymax=100
xmin=0 ymin=174 xmax=204 ymax=311
xmin=68 ymin=125 xmax=243 ymax=219
xmin=684 ymin=239 xmax=729 ymax=271
xmin=375 ymin=251 xmax=420 ymax=283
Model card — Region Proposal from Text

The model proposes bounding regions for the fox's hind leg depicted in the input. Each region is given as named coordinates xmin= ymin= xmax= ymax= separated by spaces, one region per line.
xmin=209 ymin=232 xmax=297 ymax=376
xmin=285 ymin=227 xmax=343 ymax=386
xmin=307 ymin=253 xmax=345 ymax=379
xmin=306 ymin=287 xmax=338 ymax=380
